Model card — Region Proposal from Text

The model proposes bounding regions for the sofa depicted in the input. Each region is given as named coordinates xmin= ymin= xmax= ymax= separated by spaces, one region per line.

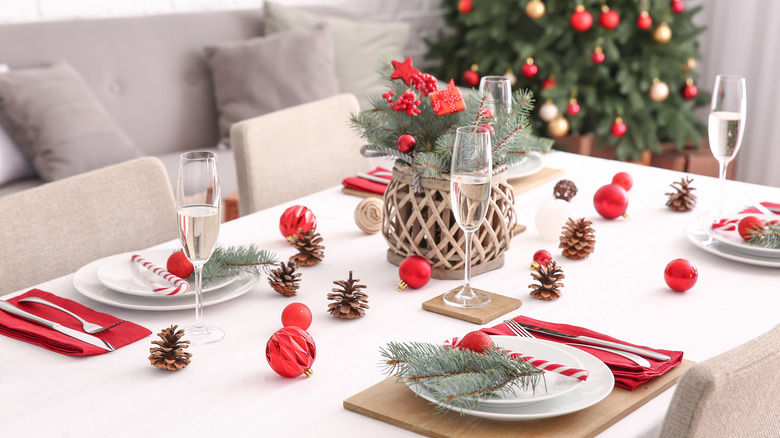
xmin=0 ymin=2 xmax=412 ymax=200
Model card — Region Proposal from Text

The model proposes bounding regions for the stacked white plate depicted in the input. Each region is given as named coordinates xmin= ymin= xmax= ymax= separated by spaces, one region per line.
xmin=408 ymin=336 xmax=615 ymax=421
xmin=72 ymin=248 xmax=258 ymax=310
xmin=685 ymin=215 xmax=780 ymax=268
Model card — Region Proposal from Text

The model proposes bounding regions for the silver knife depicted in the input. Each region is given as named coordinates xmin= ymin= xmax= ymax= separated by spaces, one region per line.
xmin=0 ymin=301 xmax=115 ymax=351
xmin=516 ymin=322 xmax=670 ymax=361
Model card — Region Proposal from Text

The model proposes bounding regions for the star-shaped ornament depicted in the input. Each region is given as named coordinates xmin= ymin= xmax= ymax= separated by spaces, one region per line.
xmin=390 ymin=57 xmax=421 ymax=85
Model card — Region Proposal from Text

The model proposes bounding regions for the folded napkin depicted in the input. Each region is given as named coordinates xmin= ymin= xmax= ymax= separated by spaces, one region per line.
xmin=711 ymin=202 xmax=779 ymax=238
xmin=481 ymin=316 xmax=684 ymax=390
xmin=739 ymin=201 xmax=780 ymax=215
xmin=0 ymin=290 xmax=151 ymax=356
xmin=342 ymin=166 xmax=392 ymax=195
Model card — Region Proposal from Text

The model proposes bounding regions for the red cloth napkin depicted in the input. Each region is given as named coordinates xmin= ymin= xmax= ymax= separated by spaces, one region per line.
xmin=481 ymin=316 xmax=684 ymax=390
xmin=342 ymin=166 xmax=392 ymax=195
xmin=0 ymin=289 xmax=151 ymax=356
xmin=739 ymin=201 xmax=780 ymax=215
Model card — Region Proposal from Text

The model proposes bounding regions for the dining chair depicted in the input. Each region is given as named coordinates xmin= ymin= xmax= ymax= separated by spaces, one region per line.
xmin=0 ymin=157 xmax=178 ymax=295
xmin=658 ymin=324 xmax=780 ymax=437
xmin=230 ymin=93 xmax=371 ymax=216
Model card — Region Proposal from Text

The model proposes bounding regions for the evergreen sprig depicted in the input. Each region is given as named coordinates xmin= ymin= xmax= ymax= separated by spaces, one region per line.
xmin=197 ymin=245 xmax=279 ymax=285
xmin=747 ymin=223 xmax=780 ymax=249
xmin=380 ymin=342 xmax=544 ymax=411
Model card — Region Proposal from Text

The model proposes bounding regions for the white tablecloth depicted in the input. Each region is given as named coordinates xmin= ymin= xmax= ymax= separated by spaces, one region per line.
xmin=2 ymin=151 xmax=778 ymax=437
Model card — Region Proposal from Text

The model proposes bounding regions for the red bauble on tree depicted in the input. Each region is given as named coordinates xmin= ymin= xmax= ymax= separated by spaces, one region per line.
xmin=599 ymin=6 xmax=620 ymax=30
xmin=266 ymin=326 xmax=316 ymax=378
xmin=541 ymin=77 xmax=557 ymax=89
xmin=397 ymin=134 xmax=417 ymax=153
xmin=592 ymin=46 xmax=605 ymax=64
xmin=664 ymin=258 xmax=697 ymax=292
xmin=458 ymin=0 xmax=473 ymax=14
xmin=279 ymin=205 xmax=317 ymax=240
xmin=611 ymin=117 xmax=627 ymax=137
xmin=571 ymin=5 xmax=593 ymax=32
xmin=521 ymin=58 xmax=538 ymax=78
xmin=167 ymin=251 xmax=194 ymax=279
xmin=566 ymin=98 xmax=580 ymax=116
xmin=682 ymin=79 xmax=698 ymax=100
xmin=637 ymin=11 xmax=653 ymax=30
xmin=594 ymin=184 xmax=629 ymax=219
xmin=397 ymin=255 xmax=432 ymax=290
xmin=612 ymin=172 xmax=634 ymax=191
xmin=462 ymin=68 xmax=480 ymax=87
xmin=281 ymin=302 xmax=313 ymax=330
xmin=531 ymin=249 xmax=552 ymax=269
xmin=671 ymin=0 xmax=685 ymax=14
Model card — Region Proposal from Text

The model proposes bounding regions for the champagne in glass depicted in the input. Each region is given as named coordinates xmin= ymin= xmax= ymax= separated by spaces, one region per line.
xmin=708 ymin=75 xmax=746 ymax=215
xmin=444 ymin=126 xmax=492 ymax=308
xmin=177 ymin=151 xmax=224 ymax=345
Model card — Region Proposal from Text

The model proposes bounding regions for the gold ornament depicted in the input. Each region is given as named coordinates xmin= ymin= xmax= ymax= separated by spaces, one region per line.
xmin=354 ymin=197 xmax=383 ymax=234
xmin=539 ymin=99 xmax=559 ymax=122
xmin=548 ymin=114 xmax=570 ymax=138
xmin=653 ymin=22 xmax=672 ymax=43
xmin=649 ymin=79 xmax=670 ymax=102
xmin=504 ymin=68 xmax=517 ymax=86
xmin=526 ymin=0 xmax=546 ymax=19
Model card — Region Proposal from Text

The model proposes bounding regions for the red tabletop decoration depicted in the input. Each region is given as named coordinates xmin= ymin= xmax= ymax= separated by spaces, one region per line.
xmin=430 ymin=80 xmax=466 ymax=116
xmin=266 ymin=326 xmax=316 ymax=378
xmin=390 ymin=57 xmax=420 ymax=85
xmin=281 ymin=302 xmax=313 ymax=330
xmin=397 ymin=255 xmax=432 ymax=290
xmin=279 ymin=205 xmax=317 ymax=240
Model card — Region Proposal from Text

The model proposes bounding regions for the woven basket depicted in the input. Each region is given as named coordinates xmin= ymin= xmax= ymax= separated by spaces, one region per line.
xmin=382 ymin=162 xmax=517 ymax=280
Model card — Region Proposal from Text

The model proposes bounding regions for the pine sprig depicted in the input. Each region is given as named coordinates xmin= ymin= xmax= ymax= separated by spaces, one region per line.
xmin=380 ymin=342 xmax=544 ymax=411
xmin=198 ymin=245 xmax=279 ymax=285
xmin=747 ymin=223 xmax=780 ymax=249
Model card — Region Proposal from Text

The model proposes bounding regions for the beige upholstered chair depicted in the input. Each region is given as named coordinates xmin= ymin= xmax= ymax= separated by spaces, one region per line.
xmin=231 ymin=93 xmax=371 ymax=216
xmin=0 ymin=157 xmax=177 ymax=295
xmin=659 ymin=324 xmax=780 ymax=437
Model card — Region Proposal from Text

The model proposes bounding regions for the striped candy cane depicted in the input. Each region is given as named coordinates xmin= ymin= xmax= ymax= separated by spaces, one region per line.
xmin=131 ymin=254 xmax=189 ymax=296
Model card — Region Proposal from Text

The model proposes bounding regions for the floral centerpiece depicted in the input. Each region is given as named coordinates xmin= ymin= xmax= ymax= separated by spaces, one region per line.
xmin=350 ymin=58 xmax=552 ymax=278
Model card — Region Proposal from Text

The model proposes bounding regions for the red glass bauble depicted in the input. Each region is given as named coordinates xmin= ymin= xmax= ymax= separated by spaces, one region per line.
xmin=266 ymin=326 xmax=316 ymax=378
xmin=458 ymin=0 xmax=473 ymax=14
xmin=279 ymin=205 xmax=317 ymax=240
xmin=611 ymin=119 xmax=627 ymax=137
xmin=637 ymin=11 xmax=653 ymax=30
xmin=571 ymin=6 xmax=593 ymax=32
xmin=599 ymin=9 xmax=620 ymax=30
xmin=281 ymin=302 xmax=313 ymax=330
xmin=397 ymin=255 xmax=432 ymax=290
xmin=397 ymin=134 xmax=417 ymax=153
xmin=531 ymin=249 xmax=552 ymax=269
xmin=671 ymin=0 xmax=685 ymax=14
xmin=593 ymin=184 xmax=629 ymax=219
xmin=591 ymin=49 xmax=605 ymax=64
xmin=738 ymin=216 xmax=764 ymax=241
xmin=664 ymin=258 xmax=697 ymax=292
xmin=167 ymin=250 xmax=194 ymax=278
xmin=521 ymin=62 xmax=538 ymax=78
xmin=682 ymin=83 xmax=698 ymax=100
xmin=611 ymin=172 xmax=634 ymax=191
xmin=541 ymin=77 xmax=557 ymax=89
xmin=566 ymin=101 xmax=581 ymax=116
xmin=462 ymin=69 xmax=480 ymax=87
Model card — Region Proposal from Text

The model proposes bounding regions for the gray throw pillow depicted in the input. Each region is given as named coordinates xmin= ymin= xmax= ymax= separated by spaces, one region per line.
xmin=263 ymin=1 xmax=410 ymax=109
xmin=206 ymin=23 xmax=340 ymax=148
xmin=0 ymin=62 xmax=142 ymax=182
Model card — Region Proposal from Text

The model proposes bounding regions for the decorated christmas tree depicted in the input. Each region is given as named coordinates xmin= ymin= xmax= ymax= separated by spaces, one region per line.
xmin=425 ymin=0 xmax=710 ymax=161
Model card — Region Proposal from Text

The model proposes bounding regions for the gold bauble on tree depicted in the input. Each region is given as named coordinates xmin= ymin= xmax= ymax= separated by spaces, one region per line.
xmin=548 ymin=114 xmax=570 ymax=138
xmin=526 ymin=0 xmax=546 ymax=19
xmin=652 ymin=22 xmax=672 ymax=43
xmin=504 ymin=68 xmax=517 ymax=86
xmin=649 ymin=79 xmax=670 ymax=102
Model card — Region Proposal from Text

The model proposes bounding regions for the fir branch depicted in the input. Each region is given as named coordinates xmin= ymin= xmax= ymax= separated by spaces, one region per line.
xmin=747 ymin=223 xmax=780 ymax=249
xmin=198 ymin=245 xmax=279 ymax=285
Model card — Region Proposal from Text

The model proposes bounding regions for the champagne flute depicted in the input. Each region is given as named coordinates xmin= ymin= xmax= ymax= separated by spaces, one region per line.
xmin=177 ymin=151 xmax=224 ymax=345
xmin=708 ymin=74 xmax=746 ymax=215
xmin=479 ymin=75 xmax=512 ymax=122
xmin=444 ymin=126 xmax=493 ymax=308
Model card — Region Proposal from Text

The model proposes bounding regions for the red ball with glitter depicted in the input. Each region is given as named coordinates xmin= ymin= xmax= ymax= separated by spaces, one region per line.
xmin=167 ymin=251 xmax=194 ymax=279
xmin=266 ymin=326 xmax=316 ymax=378
xmin=279 ymin=205 xmax=317 ymax=240
xmin=458 ymin=331 xmax=493 ymax=354
xmin=664 ymin=259 xmax=697 ymax=292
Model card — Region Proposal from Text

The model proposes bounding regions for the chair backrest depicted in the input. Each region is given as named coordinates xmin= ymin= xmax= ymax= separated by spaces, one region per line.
xmin=659 ymin=324 xmax=780 ymax=438
xmin=0 ymin=157 xmax=177 ymax=295
xmin=231 ymin=93 xmax=371 ymax=215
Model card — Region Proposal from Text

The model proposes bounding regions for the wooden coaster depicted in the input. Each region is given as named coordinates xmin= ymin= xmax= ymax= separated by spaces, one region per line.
xmin=344 ymin=360 xmax=695 ymax=438
xmin=509 ymin=167 xmax=565 ymax=194
xmin=422 ymin=288 xmax=522 ymax=325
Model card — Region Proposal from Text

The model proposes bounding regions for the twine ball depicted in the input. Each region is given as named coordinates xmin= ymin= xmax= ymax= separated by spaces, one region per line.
xmin=354 ymin=197 xmax=384 ymax=234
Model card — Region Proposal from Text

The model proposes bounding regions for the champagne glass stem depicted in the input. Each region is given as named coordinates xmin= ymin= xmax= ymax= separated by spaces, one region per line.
xmin=462 ymin=230 xmax=474 ymax=297
xmin=717 ymin=160 xmax=728 ymax=214
xmin=193 ymin=263 xmax=205 ymax=330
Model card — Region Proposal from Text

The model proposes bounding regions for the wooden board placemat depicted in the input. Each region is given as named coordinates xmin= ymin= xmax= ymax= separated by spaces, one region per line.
xmin=422 ymin=289 xmax=522 ymax=325
xmin=345 ymin=359 xmax=694 ymax=438
xmin=509 ymin=167 xmax=565 ymax=194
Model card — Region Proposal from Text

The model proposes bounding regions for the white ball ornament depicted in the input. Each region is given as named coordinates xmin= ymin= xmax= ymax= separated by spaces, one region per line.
xmin=539 ymin=100 xmax=559 ymax=122
xmin=649 ymin=79 xmax=670 ymax=102
xmin=535 ymin=199 xmax=577 ymax=242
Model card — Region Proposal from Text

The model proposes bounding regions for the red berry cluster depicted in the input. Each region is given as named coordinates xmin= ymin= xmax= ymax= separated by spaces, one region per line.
xmin=382 ymin=91 xmax=394 ymax=105
xmin=393 ymin=89 xmax=422 ymax=116
xmin=411 ymin=73 xmax=438 ymax=96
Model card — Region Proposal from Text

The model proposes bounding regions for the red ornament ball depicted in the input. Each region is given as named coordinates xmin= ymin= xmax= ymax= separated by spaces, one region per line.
xmin=591 ymin=49 xmax=605 ymax=65
xmin=637 ymin=11 xmax=653 ymax=30
xmin=266 ymin=326 xmax=316 ymax=378
xmin=611 ymin=119 xmax=627 ymax=137
xmin=738 ymin=216 xmax=765 ymax=241
xmin=664 ymin=258 xmax=698 ymax=292
xmin=593 ymin=184 xmax=629 ymax=219
xmin=521 ymin=62 xmax=538 ymax=78
xmin=397 ymin=255 xmax=432 ymax=290
xmin=458 ymin=331 xmax=494 ymax=354
xmin=531 ymin=249 xmax=552 ymax=269
xmin=166 ymin=251 xmax=194 ymax=279
xmin=478 ymin=124 xmax=495 ymax=136
xmin=671 ymin=0 xmax=685 ymax=14
xmin=462 ymin=69 xmax=479 ymax=87
xmin=571 ymin=6 xmax=593 ymax=32
xmin=599 ymin=9 xmax=620 ymax=30
xmin=397 ymin=134 xmax=417 ymax=153
xmin=541 ymin=77 xmax=557 ymax=89
xmin=458 ymin=0 xmax=473 ymax=14
xmin=281 ymin=302 xmax=313 ymax=330
xmin=566 ymin=101 xmax=581 ymax=116
xmin=612 ymin=172 xmax=634 ymax=191
xmin=682 ymin=83 xmax=698 ymax=100
xmin=279 ymin=205 xmax=317 ymax=240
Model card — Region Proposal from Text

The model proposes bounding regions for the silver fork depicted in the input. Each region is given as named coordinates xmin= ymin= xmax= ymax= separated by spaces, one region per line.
xmin=504 ymin=319 xmax=535 ymax=338
xmin=19 ymin=297 xmax=124 ymax=334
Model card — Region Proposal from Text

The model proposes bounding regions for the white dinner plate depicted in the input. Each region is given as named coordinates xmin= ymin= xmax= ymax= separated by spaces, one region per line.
xmin=507 ymin=152 xmax=543 ymax=179
xmin=96 ymin=250 xmax=236 ymax=298
xmin=73 ymin=255 xmax=258 ymax=311
xmin=706 ymin=214 xmax=780 ymax=258
xmin=409 ymin=336 xmax=614 ymax=421
xmin=685 ymin=220 xmax=780 ymax=268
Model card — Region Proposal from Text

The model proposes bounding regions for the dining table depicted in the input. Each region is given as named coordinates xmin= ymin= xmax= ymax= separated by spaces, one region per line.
xmin=2 ymin=150 xmax=778 ymax=438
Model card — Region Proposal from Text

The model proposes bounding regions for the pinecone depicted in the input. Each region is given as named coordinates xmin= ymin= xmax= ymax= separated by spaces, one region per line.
xmin=553 ymin=179 xmax=578 ymax=201
xmin=289 ymin=228 xmax=325 ymax=266
xmin=559 ymin=217 xmax=596 ymax=259
xmin=327 ymin=271 xmax=369 ymax=319
xmin=268 ymin=260 xmax=301 ymax=297
xmin=666 ymin=177 xmax=697 ymax=212
xmin=529 ymin=260 xmax=565 ymax=300
xmin=149 ymin=325 xmax=191 ymax=371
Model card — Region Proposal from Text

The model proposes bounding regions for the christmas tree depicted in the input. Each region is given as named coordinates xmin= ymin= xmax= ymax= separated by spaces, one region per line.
xmin=425 ymin=0 xmax=710 ymax=161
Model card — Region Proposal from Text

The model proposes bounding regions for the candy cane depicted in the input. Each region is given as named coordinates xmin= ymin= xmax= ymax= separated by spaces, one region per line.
xmin=131 ymin=254 xmax=189 ymax=296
